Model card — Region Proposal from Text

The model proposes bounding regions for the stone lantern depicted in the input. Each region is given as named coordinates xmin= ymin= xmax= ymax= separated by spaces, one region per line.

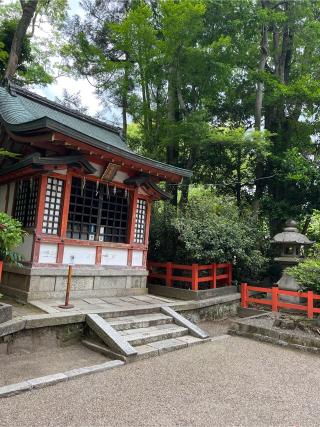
xmin=271 ymin=219 xmax=314 ymax=301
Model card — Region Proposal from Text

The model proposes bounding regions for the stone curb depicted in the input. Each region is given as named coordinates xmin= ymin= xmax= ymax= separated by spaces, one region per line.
xmin=0 ymin=359 xmax=124 ymax=398
xmin=161 ymin=306 xmax=209 ymax=339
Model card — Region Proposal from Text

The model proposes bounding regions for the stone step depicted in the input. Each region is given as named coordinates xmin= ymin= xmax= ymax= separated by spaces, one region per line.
xmin=135 ymin=335 xmax=210 ymax=360
xmin=105 ymin=313 xmax=173 ymax=331
xmin=86 ymin=314 xmax=137 ymax=357
xmin=120 ymin=324 xmax=189 ymax=346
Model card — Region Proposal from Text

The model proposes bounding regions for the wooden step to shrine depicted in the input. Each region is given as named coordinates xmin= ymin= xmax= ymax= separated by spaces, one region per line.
xmin=85 ymin=308 xmax=210 ymax=361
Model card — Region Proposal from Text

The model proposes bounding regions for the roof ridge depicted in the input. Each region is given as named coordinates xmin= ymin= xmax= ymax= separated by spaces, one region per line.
xmin=11 ymin=85 xmax=122 ymax=137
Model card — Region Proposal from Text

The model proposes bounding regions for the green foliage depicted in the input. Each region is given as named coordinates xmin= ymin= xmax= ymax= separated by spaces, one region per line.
xmin=308 ymin=210 xmax=320 ymax=242
xmin=149 ymin=191 xmax=268 ymax=281
xmin=287 ymin=245 xmax=320 ymax=293
xmin=0 ymin=17 xmax=53 ymax=85
xmin=0 ymin=212 xmax=27 ymax=265
xmin=0 ymin=148 xmax=19 ymax=158
xmin=0 ymin=0 xmax=67 ymax=85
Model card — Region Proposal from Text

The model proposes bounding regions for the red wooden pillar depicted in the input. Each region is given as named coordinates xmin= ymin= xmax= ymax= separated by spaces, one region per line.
xmin=32 ymin=175 xmax=48 ymax=262
xmin=95 ymin=246 xmax=102 ymax=266
xmin=272 ymin=287 xmax=278 ymax=312
xmin=211 ymin=264 xmax=216 ymax=289
xmin=241 ymin=283 xmax=248 ymax=308
xmin=60 ymin=174 xmax=72 ymax=238
xmin=57 ymin=173 xmax=72 ymax=264
xmin=166 ymin=262 xmax=173 ymax=287
xmin=307 ymin=290 xmax=313 ymax=319
xmin=192 ymin=263 xmax=199 ymax=291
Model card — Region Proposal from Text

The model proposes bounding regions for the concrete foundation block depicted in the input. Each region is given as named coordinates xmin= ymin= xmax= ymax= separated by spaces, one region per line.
xmin=0 ymin=319 xmax=26 ymax=338
xmin=29 ymin=276 xmax=55 ymax=292
xmin=0 ymin=303 xmax=12 ymax=324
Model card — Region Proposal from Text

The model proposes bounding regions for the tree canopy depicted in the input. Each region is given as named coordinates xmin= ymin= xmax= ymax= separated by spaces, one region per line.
xmin=2 ymin=0 xmax=320 ymax=278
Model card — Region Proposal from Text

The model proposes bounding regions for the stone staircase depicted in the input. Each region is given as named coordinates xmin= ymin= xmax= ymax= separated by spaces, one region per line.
xmin=84 ymin=308 xmax=210 ymax=361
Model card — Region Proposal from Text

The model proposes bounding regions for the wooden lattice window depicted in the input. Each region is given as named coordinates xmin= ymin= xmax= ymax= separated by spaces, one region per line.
xmin=67 ymin=177 xmax=130 ymax=243
xmin=42 ymin=177 xmax=64 ymax=235
xmin=13 ymin=178 xmax=39 ymax=227
xmin=134 ymin=199 xmax=147 ymax=244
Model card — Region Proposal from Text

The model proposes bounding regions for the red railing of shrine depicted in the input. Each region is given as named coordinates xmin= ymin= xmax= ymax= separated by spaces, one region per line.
xmin=148 ymin=262 xmax=232 ymax=291
xmin=241 ymin=283 xmax=320 ymax=319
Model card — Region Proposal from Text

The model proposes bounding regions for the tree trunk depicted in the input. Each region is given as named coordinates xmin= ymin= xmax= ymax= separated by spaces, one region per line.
xmin=4 ymin=0 xmax=39 ymax=83
xmin=166 ymin=62 xmax=179 ymax=205
xmin=252 ymin=0 xmax=269 ymax=216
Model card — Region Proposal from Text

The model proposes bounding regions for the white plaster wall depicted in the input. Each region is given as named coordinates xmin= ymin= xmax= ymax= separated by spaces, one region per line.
xmin=15 ymin=234 xmax=34 ymax=261
xmin=0 ymin=185 xmax=7 ymax=211
xmin=54 ymin=169 xmax=67 ymax=175
xmin=101 ymin=248 xmax=128 ymax=266
xmin=63 ymin=245 xmax=96 ymax=265
xmin=114 ymin=171 xmax=129 ymax=183
xmin=132 ymin=250 xmax=144 ymax=267
xmin=90 ymin=162 xmax=103 ymax=178
xmin=6 ymin=183 xmax=15 ymax=215
xmin=39 ymin=243 xmax=58 ymax=263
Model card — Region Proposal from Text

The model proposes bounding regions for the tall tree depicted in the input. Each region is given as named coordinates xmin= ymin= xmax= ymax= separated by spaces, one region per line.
xmin=4 ymin=0 xmax=38 ymax=83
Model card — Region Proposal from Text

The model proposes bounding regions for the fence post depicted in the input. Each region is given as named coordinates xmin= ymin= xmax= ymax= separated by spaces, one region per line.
xmin=307 ymin=290 xmax=313 ymax=319
xmin=211 ymin=264 xmax=217 ymax=289
xmin=166 ymin=262 xmax=173 ymax=287
xmin=241 ymin=283 xmax=248 ymax=308
xmin=272 ymin=287 xmax=278 ymax=312
xmin=228 ymin=264 xmax=232 ymax=286
xmin=192 ymin=264 xmax=199 ymax=291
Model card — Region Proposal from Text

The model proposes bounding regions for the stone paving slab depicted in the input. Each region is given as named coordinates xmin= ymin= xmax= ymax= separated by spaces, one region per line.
xmin=148 ymin=338 xmax=188 ymax=353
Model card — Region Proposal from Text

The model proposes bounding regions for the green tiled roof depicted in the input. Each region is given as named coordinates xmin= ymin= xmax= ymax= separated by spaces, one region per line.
xmin=0 ymin=86 xmax=129 ymax=151
xmin=0 ymin=86 xmax=192 ymax=179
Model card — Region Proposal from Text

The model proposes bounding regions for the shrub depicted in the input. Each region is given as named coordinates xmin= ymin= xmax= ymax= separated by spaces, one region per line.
xmin=149 ymin=191 xmax=269 ymax=281
xmin=287 ymin=244 xmax=320 ymax=293
xmin=0 ymin=212 xmax=27 ymax=264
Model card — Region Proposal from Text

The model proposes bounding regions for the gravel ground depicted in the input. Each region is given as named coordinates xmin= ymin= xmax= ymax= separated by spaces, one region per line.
xmin=1 ymin=336 xmax=320 ymax=427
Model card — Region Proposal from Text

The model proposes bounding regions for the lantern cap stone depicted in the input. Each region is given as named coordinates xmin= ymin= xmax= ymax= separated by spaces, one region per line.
xmin=271 ymin=219 xmax=314 ymax=245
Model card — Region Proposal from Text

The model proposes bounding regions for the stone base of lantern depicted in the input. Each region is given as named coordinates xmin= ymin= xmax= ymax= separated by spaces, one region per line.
xmin=277 ymin=272 xmax=304 ymax=305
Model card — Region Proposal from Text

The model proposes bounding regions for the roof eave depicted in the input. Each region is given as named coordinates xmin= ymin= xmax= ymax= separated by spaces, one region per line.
xmin=3 ymin=118 xmax=192 ymax=180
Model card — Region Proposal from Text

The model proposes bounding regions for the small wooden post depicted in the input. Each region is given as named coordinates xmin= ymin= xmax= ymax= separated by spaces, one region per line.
xmin=59 ymin=265 xmax=74 ymax=309
xmin=211 ymin=264 xmax=217 ymax=289
xmin=307 ymin=290 xmax=313 ymax=319
xmin=241 ymin=283 xmax=248 ymax=308
xmin=166 ymin=262 xmax=173 ymax=287
xmin=228 ymin=264 xmax=232 ymax=286
xmin=192 ymin=264 xmax=199 ymax=291
xmin=272 ymin=287 xmax=278 ymax=312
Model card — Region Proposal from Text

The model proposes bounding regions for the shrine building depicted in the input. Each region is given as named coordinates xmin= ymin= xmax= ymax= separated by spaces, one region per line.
xmin=0 ymin=86 xmax=190 ymax=301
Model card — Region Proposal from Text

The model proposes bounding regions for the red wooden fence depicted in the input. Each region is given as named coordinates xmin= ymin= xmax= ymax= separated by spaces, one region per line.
xmin=241 ymin=283 xmax=320 ymax=319
xmin=148 ymin=262 xmax=232 ymax=291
